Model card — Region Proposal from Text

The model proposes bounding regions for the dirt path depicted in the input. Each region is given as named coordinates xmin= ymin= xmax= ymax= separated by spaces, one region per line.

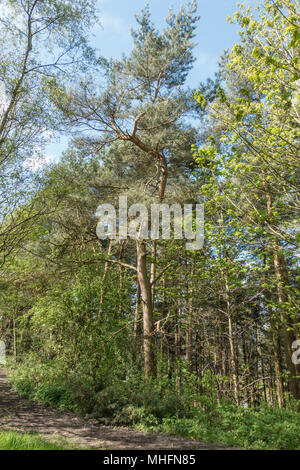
xmin=0 ymin=368 xmax=236 ymax=450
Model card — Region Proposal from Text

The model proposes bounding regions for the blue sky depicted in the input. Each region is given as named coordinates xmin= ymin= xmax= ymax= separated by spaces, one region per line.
xmin=94 ymin=0 xmax=248 ymax=85
xmin=46 ymin=0 xmax=255 ymax=161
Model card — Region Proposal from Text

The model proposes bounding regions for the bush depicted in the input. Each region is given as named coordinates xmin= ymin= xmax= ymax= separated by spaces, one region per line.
xmin=32 ymin=383 xmax=72 ymax=409
xmin=156 ymin=404 xmax=300 ymax=450
xmin=7 ymin=359 xmax=300 ymax=450
xmin=8 ymin=359 xmax=79 ymax=412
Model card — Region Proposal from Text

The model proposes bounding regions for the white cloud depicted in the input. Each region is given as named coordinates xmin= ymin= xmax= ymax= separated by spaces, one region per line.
xmin=95 ymin=12 xmax=129 ymax=37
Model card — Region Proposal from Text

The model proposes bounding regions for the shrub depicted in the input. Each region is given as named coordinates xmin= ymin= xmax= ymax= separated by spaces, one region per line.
xmin=7 ymin=359 xmax=300 ymax=450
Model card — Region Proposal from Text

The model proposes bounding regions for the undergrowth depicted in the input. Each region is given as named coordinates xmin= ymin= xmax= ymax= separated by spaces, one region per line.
xmin=7 ymin=358 xmax=300 ymax=450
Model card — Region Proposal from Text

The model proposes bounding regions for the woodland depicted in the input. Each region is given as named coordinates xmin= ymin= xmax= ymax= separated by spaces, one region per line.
xmin=0 ymin=0 xmax=299 ymax=450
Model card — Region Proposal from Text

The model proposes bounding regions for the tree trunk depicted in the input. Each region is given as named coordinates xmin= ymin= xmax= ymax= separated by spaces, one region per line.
xmin=98 ymin=240 xmax=113 ymax=326
xmin=136 ymin=240 xmax=155 ymax=379
xmin=273 ymin=243 xmax=300 ymax=400
xmin=225 ymin=275 xmax=240 ymax=405
xmin=13 ymin=316 xmax=17 ymax=359
xmin=150 ymin=240 xmax=157 ymax=308
xmin=263 ymin=172 xmax=300 ymax=400
xmin=270 ymin=316 xmax=285 ymax=408
xmin=134 ymin=281 xmax=141 ymax=342
xmin=175 ymin=321 xmax=181 ymax=389
xmin=185 ymin=262 xmax=194 ymax=364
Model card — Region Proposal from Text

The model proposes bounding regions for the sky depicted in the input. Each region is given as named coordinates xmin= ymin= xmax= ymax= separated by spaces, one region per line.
xmin=94 ymin=0 xmax=246 ymax=85
xmin=46 ymin=0 xmax=256 ymax=162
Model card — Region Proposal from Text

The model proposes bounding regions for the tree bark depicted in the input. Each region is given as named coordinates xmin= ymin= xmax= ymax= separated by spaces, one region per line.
xmin=98 ymin=240 xmax=113 ymax=326
xmin=136 ymin=240 xmax=155 ymax=379
xmin=185 ymin=262 xmax=194 ymax=365
xmin=273 ymin=243 xmax=300 ymax=400
xmin=225 ymin=275 xmax=240 ymax=406
xmin=263 ymin=172 xmax=300 ymax=400
xmin=270 ymin=316 xmax=285 ymax=408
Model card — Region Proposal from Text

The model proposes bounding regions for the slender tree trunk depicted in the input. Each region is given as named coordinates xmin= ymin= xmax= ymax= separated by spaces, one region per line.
xmin=150 ymin=240 xmax=156 ymax=307
xmin=270 ymin=316 xmax=285 ymax=407
xmin=175 ymin=320 xmax=181 ymax=389
xmin=257 ymin=334 xmax=267 ymax=404
xmin=98 ymin=240 xmax=113 ymax=326
xmin=136 ymin=240 xmax=155 ymax=379
xmin=225 ymin=275 xmax=240 ymax=405
xmin=118 ymin=241 xmax=125 ymax=314
xmin=242 ymin=330 xmax=250 ymax=406
xmin=13 ymin=316 xmax=17 ymax=359
xmin=134 ymin=281 xmax=141 ymax=342
xmin=217 ymin=298 xmax=226 ymax=377
xmin=185 ymin=262 xmax=194 ymax=364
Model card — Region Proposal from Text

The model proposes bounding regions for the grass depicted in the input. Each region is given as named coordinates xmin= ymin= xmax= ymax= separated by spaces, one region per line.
xmin=0 ymin=430 xmax=76 ymax=450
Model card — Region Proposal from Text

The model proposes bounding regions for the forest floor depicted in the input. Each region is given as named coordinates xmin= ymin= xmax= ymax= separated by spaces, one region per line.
xmin=0 ymin=368 xmax=238 ymax=450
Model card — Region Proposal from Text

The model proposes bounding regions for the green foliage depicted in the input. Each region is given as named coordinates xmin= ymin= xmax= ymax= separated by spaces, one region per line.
xmin=156 ymin=404 xmax=300 ymax=450
xmin=0 ymin=431 xmax=74 ymax=450
xmin=9 ymin=360 xmax=300 ymax=450
xmin=8 ymin=360 xmax=79 ymax=411
xmin=0 ymin=0 xmax=97 ymax=264
xmin=1 ymin=0 xmax=300 ymax=453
